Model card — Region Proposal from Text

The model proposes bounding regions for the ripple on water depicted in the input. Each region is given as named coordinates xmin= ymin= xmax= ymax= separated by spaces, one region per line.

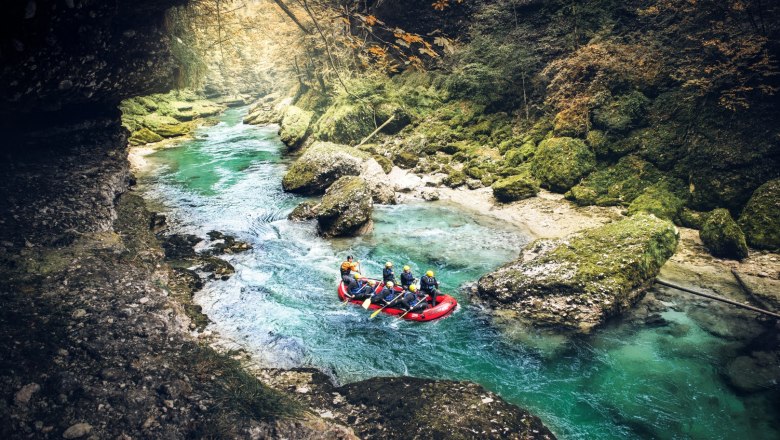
xmin=135 ymin=107 xmax=780 ymax=440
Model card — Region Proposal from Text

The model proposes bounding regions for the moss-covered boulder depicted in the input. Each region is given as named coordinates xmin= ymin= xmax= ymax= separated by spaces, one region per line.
xmin=476 ymin=214 xmax=679 ymax=333
xmin=492 ymin=174 xmax=539 ymax=203
xmin=700 ymin=208 xmax=749 ymax=260
xmin=738 ymin=179 xmax=780 ymax=250
xmin=442 ymin=167 xmax=467 ymax=188
xmin=128 ymin=127 xmax=164 ymax=146
xmin=394 ymin=151 xmax=420 ymax=169
xmin=677 ymin=208 xmax=710 ymax=230
xmin=140 ymin=114 xmax=190 ymax=138
xmin=531 ymin=137 xmax=596 ymax=192
xmin=316 ymin=176 xmax=373 ymax=237
xmin=281 ymin=142 xmax=370 ymax=195
xmin=278 ymin=105 xmax=313 ymax=148
xmin=565 ymin=155 xmax=663 ymax=207
xmin=315 ymin=100 xmax=408 ymax=145
xmin=627 ymin=179 xmax=686 ymax=221
xmin=592 ymin=91 xmax=649 ymax=133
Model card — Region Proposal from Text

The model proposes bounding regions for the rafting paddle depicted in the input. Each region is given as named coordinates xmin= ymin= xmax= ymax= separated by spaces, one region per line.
xmin=369 ymin=291 xmax=404 ymax=319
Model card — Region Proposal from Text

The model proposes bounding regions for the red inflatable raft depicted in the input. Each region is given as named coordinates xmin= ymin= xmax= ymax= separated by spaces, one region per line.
xmin=338 ymin=279 xmax=457 ymax=322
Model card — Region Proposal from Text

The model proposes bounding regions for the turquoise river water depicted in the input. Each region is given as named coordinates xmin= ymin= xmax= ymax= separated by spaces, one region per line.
xmin=135 ymin=107 xmax=778 ymax=439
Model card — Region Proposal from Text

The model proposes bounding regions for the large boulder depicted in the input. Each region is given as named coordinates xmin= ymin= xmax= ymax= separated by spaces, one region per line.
xmin=491 ymin=174 xmax=539 ymax=203
xmin=316 ymin=176 xmax=373 ymax=237
xmin=565 ymin=155 xmax=663 ymax=207
xmin=626 ymin=179 xmax=686 ymax=221
xmin=279 ymin=105 xmax=313 ymax=148
xmin=531 ymin=137 xmax=596 ymax=192
xmin=281 ymin=142 xmax=370 ymax=195
xmin=700 ymin=208 xmax=749 ymax=260
xmin=738 ymin=179 xmax=780 ymax=250
xmin=477 ymin=214 xmax=679 ymax=333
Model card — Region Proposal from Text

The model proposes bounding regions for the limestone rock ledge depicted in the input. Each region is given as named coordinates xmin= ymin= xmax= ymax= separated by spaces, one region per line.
xmin=477 ymin=214 xmax=679 ymax=333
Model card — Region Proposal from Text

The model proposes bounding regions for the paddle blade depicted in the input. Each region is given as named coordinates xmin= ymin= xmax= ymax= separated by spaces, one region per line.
xmin=361 ymin=297 xmax=372 ymax=309
xmin=369 ymin=308 xmax=382 ymax=319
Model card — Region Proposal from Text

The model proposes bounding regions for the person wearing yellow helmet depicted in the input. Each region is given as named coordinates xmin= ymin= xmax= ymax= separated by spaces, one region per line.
xmin=400 ymin=265 xmax=416 ymax=290
xmin=348 ymin=272 xmax=374 ymax=300
xmin=382 ymin=261 xmax=396 ymax=284
xmin=420 ymin=270 xmax=440 ymax=306
xmin=399 ymin=283 xmax=428 ymax=313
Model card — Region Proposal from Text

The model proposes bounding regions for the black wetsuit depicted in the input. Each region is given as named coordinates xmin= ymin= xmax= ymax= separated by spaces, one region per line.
xmin=420 ymin=275 xmax=440 ymax=307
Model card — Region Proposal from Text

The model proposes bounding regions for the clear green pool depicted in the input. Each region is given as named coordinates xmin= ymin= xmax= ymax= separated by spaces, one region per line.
xmin=136 ymin=107 xmax=779 ymax=439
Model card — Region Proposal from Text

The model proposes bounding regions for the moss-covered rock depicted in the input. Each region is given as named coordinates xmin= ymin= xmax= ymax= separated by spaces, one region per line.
xmin=316 ymin=176 xmax=373 ymax=237
xmin=627 ymin=179 xmax=686 ymax=221
xmin=140 ymin=114 xmax=190 ymax=138
xmin=700 ymin=208 xmax=749 ymax=260
xmin=128 ymin=127 xmax=164 ymax=146
xmin=592 ymin=91 xmax=649 ymax=133
xmin=491 ymin=174 xmax=539 ymax=203
xmin=288 ymin=201 xmax=318 ymax=221
xmin=565 ymin=155 xmax=663 ymax=206
xmin=677 ymin=208 xmax=710 ymax=230
xmin=531 ymin=137 xmax=596 ymax=192
xmin=476 ymin=214 xmax=679 ymax=333
xmin=442 ymin=168 xmax=467 ymax=188
xmin=585 ymin=130 xmax=610 ymax=156
xmin=315 ymin=99 xmax=408 ymax=145
xmin=279 ymin=105 xmax=313 ymax=148
xmin=281 ymin=142 xmax=370 ymax=195
xmin=393 ymin=151 xmax=419 ymax=169
xmin=738 ymin=179 xmax=780 ymax=250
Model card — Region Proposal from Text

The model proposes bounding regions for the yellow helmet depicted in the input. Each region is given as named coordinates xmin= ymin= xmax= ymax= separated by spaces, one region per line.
xmin=354 ymin=273 xmax=362 ymax=279
xmin=409 ymin=285 xmax=417 ymax=292
xmin=426 ymin=270 xmax=434 ymax=277
xmin=403 ymin=265 xmax=410 ymax=271
xmin=386 ymin=281 xmax=394 ymax=287
xmin=368 ymin=280 xmax=376 ymax=286
xmin=385 ymin=261 xmax=393 ymax=268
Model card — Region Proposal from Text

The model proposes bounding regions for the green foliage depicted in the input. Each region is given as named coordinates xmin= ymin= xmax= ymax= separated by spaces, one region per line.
xmin=592 ymin=91 xmax=650 ymax=133
xmin=700 ymin=208 xmax=749 ymax=260
xmin=565 ymin=155 xmax=663 ymax=206
xmin=531 ymin=137 xmax=596 ymax=192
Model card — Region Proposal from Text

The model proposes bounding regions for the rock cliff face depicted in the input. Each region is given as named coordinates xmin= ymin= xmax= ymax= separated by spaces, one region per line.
xmin=0 ymin=0 xmax=186 ymax=129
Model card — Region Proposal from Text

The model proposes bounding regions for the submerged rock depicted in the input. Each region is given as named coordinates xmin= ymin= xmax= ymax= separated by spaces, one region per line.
xmin=316 ymin=176 xmax=373 ymax=237
xmin=531 ymin=137 xmax=596 ymax=192
xmin=738 ymin=178 xmax=780 ymax=250
xmin=281 ymin=142 xmax=370 ymax=195
xmin=725 ymin=351 xmax=780 ymax=393
xmin=477 ymin=214 xmax=679 ymax=333
xmin=278 ymin=105 xmax=313 ymax=148
xmin=700 ymin=208 xmax=749 ymax=260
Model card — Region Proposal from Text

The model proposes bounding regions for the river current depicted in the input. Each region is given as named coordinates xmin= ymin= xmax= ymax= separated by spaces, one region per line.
xmin=135 ymin=107 xmax=778 ymax=439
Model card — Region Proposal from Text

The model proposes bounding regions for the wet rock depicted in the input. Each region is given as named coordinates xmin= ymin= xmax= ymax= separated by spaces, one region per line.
xmin=288 ymin=201 xmax=319 ymax=221
xmin=738 ymin=178 xmax=780 ymax=250
xmin=62 ymin=423 xmax=92 ymax=439
xmin=279 ymin=105 xmax=313 ymax=149
xmin=492 ymin=173 xmax=539 ymax=203
xmin=531 ymin=137 xmax=596 ymax=192
xmin=205 ymin=231 xmax=252 ymax=255
xmin=477 ymin=214 xmax=679 ymax=333
xmin=316 ymin=176 xmax=373 ymax=237
xmin=281 ymin=142 xmax=370 ymax=195
xmin=161 ymin=234 xmax=202 ymax=260
xmin=732 ymin=271 xmax=780 ymax=312
xmin=725 ymin=351 xmax=780 ymax=393
xmin=700 ymin=209 xmax=749 ymax=260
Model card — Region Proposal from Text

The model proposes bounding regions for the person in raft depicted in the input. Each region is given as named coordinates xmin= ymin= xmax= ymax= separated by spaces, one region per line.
xmin=399 ymin=284 xmax=428 ymax=313
xmin=340 ymin=255 xmax=360 ymax=285
xmin=400 ymin=265 xmax=415 ymax=290
xmin=382 ymin=261 xmax=396 ymax=284
xmin=374 ymin=281 xmax=402 ymax=307
xmin=420 ymin=270 xmax=441 ymax=307
xmin=347 ymin=273 xmax=374 ymax=300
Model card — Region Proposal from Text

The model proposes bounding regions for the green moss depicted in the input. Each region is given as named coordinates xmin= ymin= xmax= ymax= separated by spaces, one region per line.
xmin=677 ymin=208 xmax=711 ymax=230
xmin=627 ymin=179 xmax=686 ymax=220
xmin=586 ymin=130 xmax=609 ymax=156
xmin=279 ymin=105 xmax=313 ymax=148
xmin=394 ymin=151 xmax=420 ymax=169
xmin=373 ymin=154 xmax=394 ymax=174
xmin=128 ymin=127 xmax=164 ymax=146
xmin=492 ymin=174 xmax=540 ymax=203
xmin=531 ymin=137 xmax=596 ymax=192
xmin=700 ymin=208 xmax=749 ymax=259
xmin=565 ymin=155 xmax=663 ymax=206
xmin=444 ymin=63 xmax=503 ymax=106
xmin=140 ymin=114 xmax=190 ymax=138
xmin=738 ymin=179 xmax=780 ymax=250
xmin=592 ymin=91 xmax=649 ymax=132
xmin=317 ymin=176 xmax=373 ymax=237
xmin=281 ymin=142 xmax=369 ymax=194
xmin=442 ymin=168 xmax=467 ymax=188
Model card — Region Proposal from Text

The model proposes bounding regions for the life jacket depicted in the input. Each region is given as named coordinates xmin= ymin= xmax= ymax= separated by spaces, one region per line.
xmin=347 ymin=278 xmax=362 ymax=294
xmin=340 ymin=261 xmax=356 ymax=276
xmin=400 ymin=271 xmax=414 ymax=286
xmin=420 ymin=275 xmax=438 ymax=292
xmin=381 ymin=287 xmax=396 ymax=302
xmin=383 ymin=267 xmax=395 ymax=283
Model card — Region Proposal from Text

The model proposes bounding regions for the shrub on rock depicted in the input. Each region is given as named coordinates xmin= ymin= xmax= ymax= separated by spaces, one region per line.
xmin=476 ymin=214 xmax=679 ymax=333
xmin=531 ymin=137 xmax=596 ymax=192
xmin=281 ymin=142 xmax=369 ymax=195
xmin=700 ymin=208 xmax=749 ymax=260
xmin=316 ymin=176 xmax=373 ymax=237
xmin=738 ymin=179 xmax=780 ymax=250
